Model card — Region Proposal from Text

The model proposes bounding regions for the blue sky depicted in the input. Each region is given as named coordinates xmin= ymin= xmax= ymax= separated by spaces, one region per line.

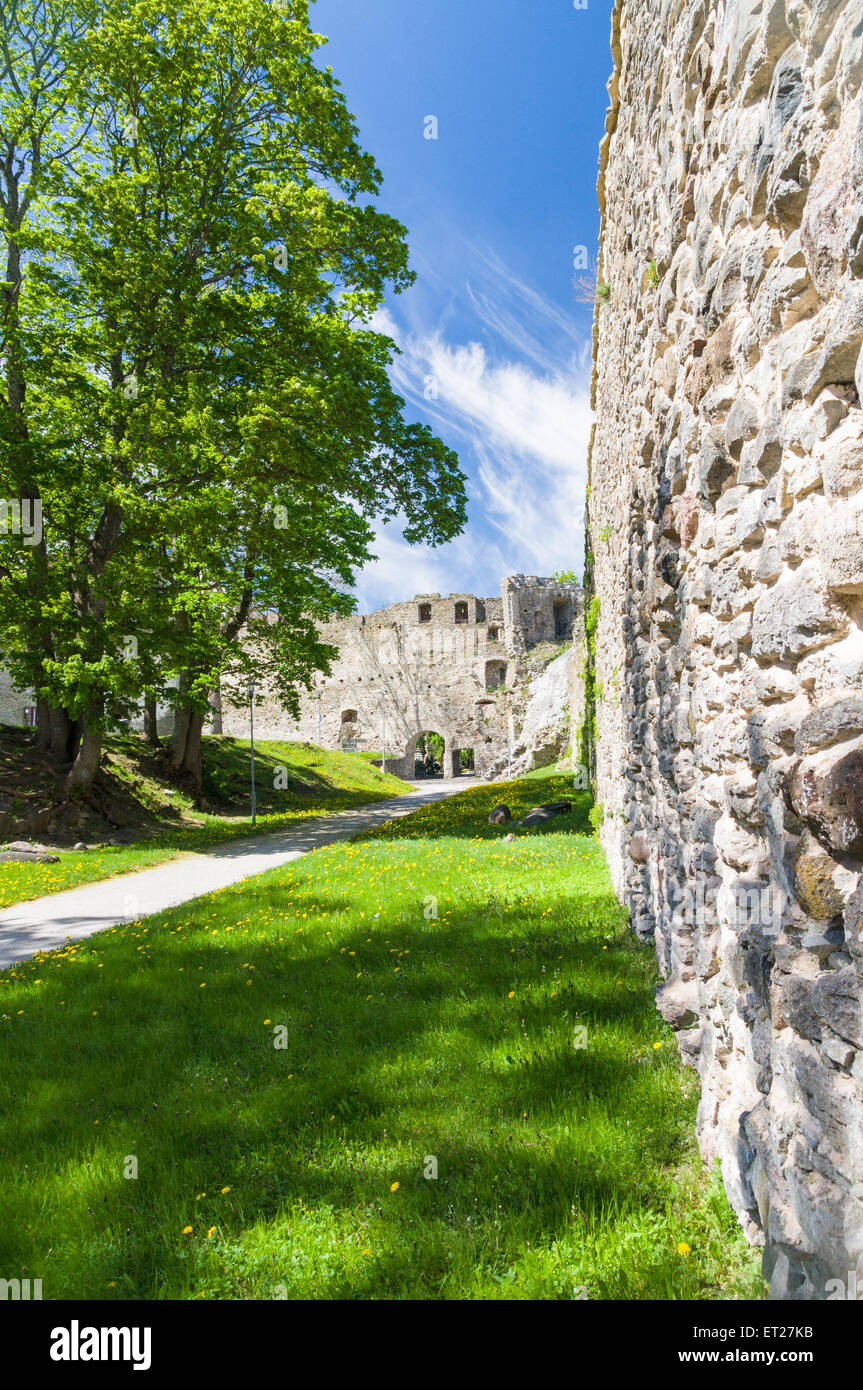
xmin=311 ymin=0 xmax=615 ymax=611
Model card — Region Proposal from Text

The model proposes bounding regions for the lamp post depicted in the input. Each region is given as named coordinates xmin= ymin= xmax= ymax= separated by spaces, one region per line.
xmin=248 ymin=680 xmax=257 ymax=826
xmin=380 ymin=694 xmax=387 ymax=775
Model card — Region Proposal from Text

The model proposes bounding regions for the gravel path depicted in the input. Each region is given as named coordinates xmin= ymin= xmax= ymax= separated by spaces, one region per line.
xmin=0 ymin=780 xmax=469 ymax=968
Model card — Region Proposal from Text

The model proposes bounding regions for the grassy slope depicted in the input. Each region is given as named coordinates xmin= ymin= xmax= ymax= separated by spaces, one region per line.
xmin=0 ymin=736 xmax=410 ymax=908
xmin=0 ymin=771 xmax=763 ymax=1300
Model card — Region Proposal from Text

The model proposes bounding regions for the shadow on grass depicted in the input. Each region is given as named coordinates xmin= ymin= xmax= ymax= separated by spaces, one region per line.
xmin=0 ymin=846 xmax=695 ymax=1298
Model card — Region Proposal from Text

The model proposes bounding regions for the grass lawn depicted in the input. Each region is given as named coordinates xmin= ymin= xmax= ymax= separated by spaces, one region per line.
xmin=0 ymin=771 xmax=763 ymax=1300
xmin=0 ymin=738 xmax=410 ymax=909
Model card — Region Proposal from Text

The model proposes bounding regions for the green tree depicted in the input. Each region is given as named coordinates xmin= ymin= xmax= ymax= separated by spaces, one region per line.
xmin=0 ymin=0 xmax=466 ymax=798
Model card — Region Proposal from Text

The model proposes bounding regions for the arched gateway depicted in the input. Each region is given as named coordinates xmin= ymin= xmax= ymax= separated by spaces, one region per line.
xmin=386 ymin=726 xmax=463 ymax=780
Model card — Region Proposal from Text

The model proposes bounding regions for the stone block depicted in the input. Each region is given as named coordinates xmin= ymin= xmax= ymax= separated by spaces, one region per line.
xmin=785 ymin=741 xmax=863 ymax=856
xmin=818 ymin=505 xmax=863 ymax=596
xmin=813 ymin=968 xmax=863 ymax=1050
xmin=751 ymin=575 xmax=843 ymax=660
xmin=796 ymin=695 xmax=863 ymax=754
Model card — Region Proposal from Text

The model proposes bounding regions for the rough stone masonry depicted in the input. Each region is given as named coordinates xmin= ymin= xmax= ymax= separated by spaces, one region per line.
xmin=587 ymin=0 xmax=863 ymax=1297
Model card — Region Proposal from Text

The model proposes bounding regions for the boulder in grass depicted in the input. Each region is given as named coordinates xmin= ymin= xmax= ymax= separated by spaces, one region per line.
xmin=541 ymin=800 xmax=572 ymax=815
xmin=0 ymin=847 xmax=60 ymax=864
xmin=488 ymin=803 xmax=512 ymax=825
xmin=521 ymin=806 xmax=555 ymax=827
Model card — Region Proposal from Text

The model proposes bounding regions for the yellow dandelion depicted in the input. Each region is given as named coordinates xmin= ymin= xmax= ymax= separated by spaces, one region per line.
xmin=390 ymin=1181 xmax=399 ymax=1192
xmin=653 ymin=1041 xmax=662 ymax=1050
xmin=183 ymin=1225 xmax=193 ymax=1235
xmin=677 ymin=1242 xmax=691 ymax=1257
xmin=221 ymin=1186 xmax=231 ymax=1195
xmin=207 ymin=1227 xmax=217 ymax=1238
xmin=508 ymin=990 xmax=515 ymax=999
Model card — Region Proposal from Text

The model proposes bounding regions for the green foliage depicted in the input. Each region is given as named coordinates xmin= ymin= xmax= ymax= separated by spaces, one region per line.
xmin=596 ymin=281 xmax=611 ymax=303
xmin=577 ymin=596 xmax=601 ymax=778
xmin=552 ymin=569 xmax=579 ymax=585
xmin=416 ymin=732 xmax=444 ymax=763
xmin=0 ymin=0 xmax=466 ymax=789
xmin=0 ymin=770 xmax=762 ymax=1299
xmin=646 ymin=259 xmax=660 ymax=289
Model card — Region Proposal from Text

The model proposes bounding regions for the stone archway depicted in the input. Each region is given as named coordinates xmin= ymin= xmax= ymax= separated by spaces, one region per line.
xmin=390 ymin=725 xmax=460 ymax=779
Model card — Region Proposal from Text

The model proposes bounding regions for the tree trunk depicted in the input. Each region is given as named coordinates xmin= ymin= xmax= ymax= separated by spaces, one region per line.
xmin=170 ymin=705 xmax=191 ymax=770
xmin=143 ymin=696 xmax=160 ymax=747
xmin=181 ymin=710 xmax=205 ymax=789
xmin=37 ymin=701 xmax=77 ymax=766
xmin=170 ymin=672 xmax=205 ymax=789
xmin=65 ymin=703 xmax=103 ymax=796
xmin=35 ymin=698 xmax=51 ymax=754
xmin=208 ymin=681 xmax=223 ymax=735
xmin=171 ymin=706 xmax=204 ymax=789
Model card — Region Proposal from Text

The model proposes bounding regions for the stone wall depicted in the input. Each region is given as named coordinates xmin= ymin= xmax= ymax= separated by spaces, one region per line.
xmin=0 ymin=670 xmax=34 ymax=728
xmin=588 ymin=0 xmax=863 ymax=1297
xmin=221 ymin=576 xmax=583 ymax=781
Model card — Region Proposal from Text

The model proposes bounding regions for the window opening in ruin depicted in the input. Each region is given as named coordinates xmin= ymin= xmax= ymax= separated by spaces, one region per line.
xmin=487 ymin=627 xmax=499 ymax=642
xmin=454 ymin=601 xmax=469 ymax=624
xmin=553 ymin=597 xmax=572 ymax=640
xmin=418 ymin=603 xmax=432 ymax=622
xmin=457 ymin=747 xmax=475 ymax=774
xmin=415 ymin=731 xmax=444 ymax=778
xmin=485 ymin=659 xmax=507 ymax=690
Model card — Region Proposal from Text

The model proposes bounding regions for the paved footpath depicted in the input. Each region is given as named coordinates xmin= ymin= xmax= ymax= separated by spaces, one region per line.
xmin=0 ymin=780 xmax=469 ymax=969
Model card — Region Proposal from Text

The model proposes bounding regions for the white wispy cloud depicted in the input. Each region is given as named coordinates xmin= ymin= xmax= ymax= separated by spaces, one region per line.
xmin=353 ymin=525 xmax=511 ymax=614
xmin=357 ymin=251 xmax=592 ymax=611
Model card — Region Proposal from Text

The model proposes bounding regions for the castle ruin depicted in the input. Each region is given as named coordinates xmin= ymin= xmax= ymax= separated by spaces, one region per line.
xmin=222 ymin=575 xmax=583 ymax=780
